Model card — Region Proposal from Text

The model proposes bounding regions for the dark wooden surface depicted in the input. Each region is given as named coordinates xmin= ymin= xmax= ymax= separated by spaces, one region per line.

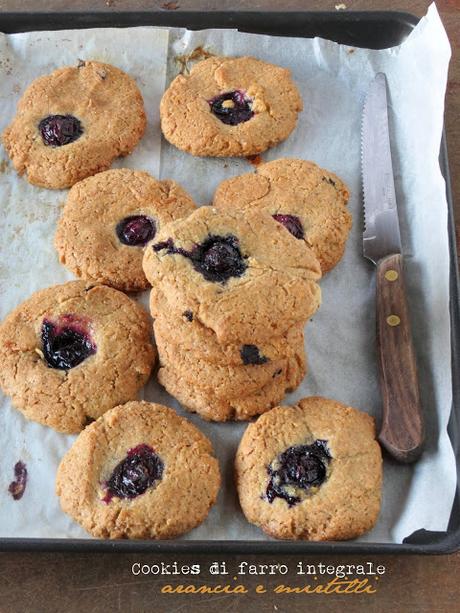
xmin=0 ymin=1 xmax=458 ymax=611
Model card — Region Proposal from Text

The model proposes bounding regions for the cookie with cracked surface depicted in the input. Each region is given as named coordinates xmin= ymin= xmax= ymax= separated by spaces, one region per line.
xmin=160 ymin=56 xmax=302 ymax=157
xmin=214 ymin=158 xmax=351 ymax=274
xmin=235 ymin=397 xmax=382 ymax=540
xmin=156 ymin=328 xmax=304 ymax=399
xmin=2 ymin=61 xmax=146 ymax=189
xmin=56 ymin=401 xmax=220 ymax=539
xmin=154 ymin=312 xmax=304 ymax=366
xmin=143 ymin=206 xmax=321 ymax=344
xmin=55 ymin=169 xmax=197 ymax=291
xmin=0 ymin=281 xmax=155 ymax=434
xmin=158 ymin=347 xmax=306 ymax=421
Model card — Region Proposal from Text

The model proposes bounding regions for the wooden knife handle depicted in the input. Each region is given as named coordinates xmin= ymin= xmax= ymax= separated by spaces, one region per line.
xmin=376 ymin=253 xmax=425 ymax=462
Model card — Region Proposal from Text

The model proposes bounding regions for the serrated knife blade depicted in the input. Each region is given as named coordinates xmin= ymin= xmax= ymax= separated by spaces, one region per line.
xmin=361 ymin=72 xmax=424 ymax=463
xmin=362 ymin=72 xmax=402 ymax=264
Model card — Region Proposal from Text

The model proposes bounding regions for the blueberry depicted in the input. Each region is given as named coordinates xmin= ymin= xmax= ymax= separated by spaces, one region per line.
xmin=39 ymin=115 xmax=83 ymax=147
xmin=183 ymin=310 xmax=194 ymax=322
xmin=266 ymin=440 xmax=331 ymax=506
xmin=209 ymin=90 xmax=254 ymax=126
xmin=104 ymin=444 xmax=164 ymax=501
xmin=116 ymin=215 xmax=156 ymax=247
xmin=8 ymin=461 xmax=27 ymax=501
xmin=272 ymin=214 xmax=305 ymax=240
xmin=41 ymin=316 xmax=96 ymax=370
xmin=153 ymin=234 xmax=247 ymax=284
xmin=240 ymin=344 xmax=268 ymax=365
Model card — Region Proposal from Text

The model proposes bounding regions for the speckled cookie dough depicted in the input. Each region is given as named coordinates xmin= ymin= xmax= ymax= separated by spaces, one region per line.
xmin=55 ymin=169 xmax=197 ymax=291
xmin=214 ymin=158 xmax=351 ymax=273
xmin=0 ymin=281 xmax=155 ymax=433
xmin=2 ymin=61 xmax=146 ymax=189
xmin=158 ymin=347 xmax=306 ymax=422
xmin=56 ymin=401 xmax=220 ymax=539
xmin=160 ymin=56 xmax=303 ymax=157
xmin=143 ymin=206 xmax=321 ymax=345
xmin=235 ymin=397 xmax=382 ymax=540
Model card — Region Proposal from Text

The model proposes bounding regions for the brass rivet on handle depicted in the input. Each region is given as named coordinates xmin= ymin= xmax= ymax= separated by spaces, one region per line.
xmin=386 ymin=315 xmax=401 ymax=327
xmin=385 ymin=270 xmax=399 ymax=281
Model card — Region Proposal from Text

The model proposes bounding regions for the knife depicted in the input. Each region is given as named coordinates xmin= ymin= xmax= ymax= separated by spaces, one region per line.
xmin=361 ymin=72 xmax=424 ymax=463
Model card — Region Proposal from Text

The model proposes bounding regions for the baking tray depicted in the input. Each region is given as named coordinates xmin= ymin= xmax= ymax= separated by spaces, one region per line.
xmin=0 ymin=10 xmax=458 ymax=555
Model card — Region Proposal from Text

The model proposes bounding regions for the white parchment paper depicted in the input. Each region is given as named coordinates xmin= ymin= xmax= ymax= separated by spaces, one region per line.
xmin=0 ymin=3 xmax=455 ymax=543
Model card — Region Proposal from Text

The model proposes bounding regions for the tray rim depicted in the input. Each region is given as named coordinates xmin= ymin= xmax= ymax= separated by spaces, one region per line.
xmin=0 ymin=8 xmax=458 ymax=556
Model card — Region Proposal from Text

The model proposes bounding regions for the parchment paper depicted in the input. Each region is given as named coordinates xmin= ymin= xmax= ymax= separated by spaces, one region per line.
xmin=0 ymin=3 xmax=454 ymax=543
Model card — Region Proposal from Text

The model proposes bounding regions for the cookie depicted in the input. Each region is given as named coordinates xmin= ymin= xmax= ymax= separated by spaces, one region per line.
xmin=56 ymin=401 xmax=220 ymax=539
xmin=0 ymin=281 xmax=155 ymax=433
xmin=55 ymin=169 xmax=197 ymax=291
xmin=157 ymin=330 xmax=303 ymax=399
xmin=158 ymin=348 xmax=306 ymax=421
xmin=154 ymin=312 xmax=304 ymax=366
xmin=2 ymin=61 xmax=146 ymax=189
xmin=143 ymin=206 xmax=321 ymax=344
xmin=214 ymin=158 xmax=351 ymax=273
xmin=160 ymin=56 xmax=302 ymax=157
xmin=235 ymin=397 xmax=382 ymax=540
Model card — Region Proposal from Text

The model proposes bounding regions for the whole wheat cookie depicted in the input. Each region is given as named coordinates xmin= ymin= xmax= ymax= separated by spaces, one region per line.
xmin=55 ymin=169 xmax=197 ymax=291
xmin=154 ymin=312 xmax=304 ymax=366
xmin=214 ymin=158 xmax=351 ymax=273
xmin=235 ymin=397 xmax=382 ymax=540
xmin=56 ymin=401 xmax=220 ymax=539
xmin=143 ymin=207 xmax=321 ymax=344
xmin=157 ymin=329 xmax=304 ymax=399
xmin=160 ymin=56 xmax=302 ymax=157
xmin=0 ymin=281 xmax=155 ymax=434
xmin=158 ymin=347 xmax=306 ymax=421
xmin=2 ymin=61 xmax=146 ymax=189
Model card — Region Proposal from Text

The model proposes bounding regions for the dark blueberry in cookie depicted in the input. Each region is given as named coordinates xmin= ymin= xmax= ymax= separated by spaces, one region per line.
xmin=41 ymin=315 xmax=96 ymax=370
xmin=39 ymin=115 xmax=83 ymax=147
xmin=8 ymin=461 xmax=28 ymax=501
xmin=116 ymin=215 xmax=156 ymax=247
xmin=240 ymin=344 xmax=268 ymax=365
xmin=209 ymin=90 xmax=254 ymax=126
xmin=153 ymin=234 xmax=247 ymax=283
xmin=104 ymin=444 xmax=164 ymax=501
xmin=266 ymin=440 xmax=331 ymax=506
xmin=195 ymin=235 xmax=246 ymax=282
xmin=183 ymin=310 xmax=194 ymax=322
xmin=272 ymin=214 xmax=305 ymax=240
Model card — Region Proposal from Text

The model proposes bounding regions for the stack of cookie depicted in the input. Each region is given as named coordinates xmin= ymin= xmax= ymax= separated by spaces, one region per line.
xmin=142 ymin=206 xmax=322 ymax=421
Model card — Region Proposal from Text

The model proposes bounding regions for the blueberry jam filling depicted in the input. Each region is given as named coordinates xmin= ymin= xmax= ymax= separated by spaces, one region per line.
xmin=153 ymin=234 xmax=247 ymax=283
xmin=240 ymin=344 xmax=268 ymax=366
xmin=41 ymin=315 xmax=96 ymax=371
xmin=116 ymin=215 xmax=156 ymax=247
xmin=208 ymin=90 xmax=254 ymax=126
xmin=8 ymin=461 xmax=27 ymax=501
xmin=272 ymin=214 xmax=305 ymax=240
xmin=266 ymin=440 xmax=331 ymax=507
xmin=103 ymin=444 xmax=164 ymax=502
xmin=39 ymin=114 xmax=83 ymax=147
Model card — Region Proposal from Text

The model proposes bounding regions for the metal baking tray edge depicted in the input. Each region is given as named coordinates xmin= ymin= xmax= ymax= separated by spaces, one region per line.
xmin=0 ymin=9 xmax=458 ymax=555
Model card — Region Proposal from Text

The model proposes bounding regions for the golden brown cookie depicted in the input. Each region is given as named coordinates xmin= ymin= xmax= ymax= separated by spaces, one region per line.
xmin=0 ymin=281 xmax=155 ymax=433
xmin=160 ymin=56 xmax=302 ymax=157
xmin=235 ymin=397 xmax=382 ymax=540
xmin=3 ymin=61 xmax=146 ymax=189
xmin=56 ymin=401 xmax=220 ymax=539
xmin=214 ymin=158 xmax=351 ymax=273
xmin=55 ymin=169 xmax=197 ymax=291
xmin=158 ymin=347 xmax=306 ymax=421
xmin=143 ymin=206 xmax=321 ymax=344
xmin=154 ymin=312 xmax=304 ymax=366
